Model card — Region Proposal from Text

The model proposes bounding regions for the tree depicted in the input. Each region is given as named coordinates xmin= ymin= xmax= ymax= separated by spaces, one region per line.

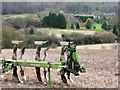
xmin=42 ymin=12 xmax=67 ymax=29
xmin=76 ymin=23 xmax=80 ymax=29
xmin=112 ymin=25 xmax=118 ymax=35
xmin=86 ymin=18 xmax=92 ymax=29
xmin=57 ymin=13 xmax=67 ymax=29
xmin=29 ymin=25 xmax=35 ymax=34
xmin=71 ymin=24 xmax=74 ymax=29
xmin=101 ymin=21 xmax=108 ymax=30
xmin=107 ymin=25 xmax=111 ymax=31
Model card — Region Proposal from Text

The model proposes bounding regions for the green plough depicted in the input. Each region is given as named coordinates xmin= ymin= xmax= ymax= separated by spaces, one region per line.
xmin=0 ymin=40 xmax=86 ymax=86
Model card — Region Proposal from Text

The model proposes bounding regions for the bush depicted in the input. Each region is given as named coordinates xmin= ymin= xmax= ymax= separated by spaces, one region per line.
xmin=6 ymin=16 xmax=41 ymax=29
xmin=95 ymin=31 xmax=116 ymax=43
xmin=26 ymin=30 xmax=60 ymax=48
xmin=25 ymin=16 xmax=41 ymax=27
xmin=7 ymin=17 xmax=27 ymax=29
xmin=83 ymin=35 xmax=101 ymax=44
xmin=62 ymin=31 xmax=115 ymax=45
xmin=84 ymin=35 xmax=93 ymax=44
xmin=91 ymin=35 xmax=101 ymax=44
xmin=62 ymin=33 xmax=85 ymax=45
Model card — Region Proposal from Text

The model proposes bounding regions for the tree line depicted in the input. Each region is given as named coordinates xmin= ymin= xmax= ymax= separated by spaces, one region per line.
xmin=2 ymin=2 xmax=118 ymax=14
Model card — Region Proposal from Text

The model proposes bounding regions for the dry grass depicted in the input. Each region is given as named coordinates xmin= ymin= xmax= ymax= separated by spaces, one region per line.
xmin=77 ymin=43 xmax=118 ymax=50
xmin=37 ymin=28 xmax=96 ymax=37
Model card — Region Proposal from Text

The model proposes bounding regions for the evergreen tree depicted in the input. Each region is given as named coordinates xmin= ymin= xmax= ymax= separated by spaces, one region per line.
xmin=76 ymin=23 xmax=80 ymax=29
xmin=57 ymin=13 xmax=67 ymax=29
xmin=101 ymin=21 xmax=108 ymax=30
xmin=29 ymin=25 xmax=34 ymax=34
xmin=71 ymin=24 xmax=74 ymax=29
xmin=42 ymin=12 xmax=67 ymax=29
xmin=86 ymin=18 xmax=92 ymax=29
xmin=107 ymin=25 xmax=111 ymax=31
xmin=112 ymin=25 xmax=118 ymax=35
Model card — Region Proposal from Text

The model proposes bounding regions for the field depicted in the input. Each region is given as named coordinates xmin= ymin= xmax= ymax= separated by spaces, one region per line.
xmin=36 ymin=28 xmax=96 ymax=37
xmin=0 ymin=44 xmax=118 ymax=88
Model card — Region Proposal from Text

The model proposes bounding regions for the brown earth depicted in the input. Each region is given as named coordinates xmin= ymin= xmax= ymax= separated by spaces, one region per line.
xmin=0 ymin=48 xmax=118 ymax=88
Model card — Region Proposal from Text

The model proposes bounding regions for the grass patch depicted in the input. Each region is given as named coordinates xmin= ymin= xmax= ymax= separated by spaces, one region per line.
xmin=80 ymin=23 xmax=102 ymax=31
xmin=93 ymin=23 xmax=102 ymax=30
xmin=3 ymin=14 xmax=38 ymax=18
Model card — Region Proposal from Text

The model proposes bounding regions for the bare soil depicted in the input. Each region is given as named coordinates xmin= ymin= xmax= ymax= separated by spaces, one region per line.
xmin=0 ymin=48 xmax=118 ymax=88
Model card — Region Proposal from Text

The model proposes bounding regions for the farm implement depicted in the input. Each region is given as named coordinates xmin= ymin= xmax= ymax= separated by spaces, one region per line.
xmin=0 ymin=40 xmax=86 ymax=86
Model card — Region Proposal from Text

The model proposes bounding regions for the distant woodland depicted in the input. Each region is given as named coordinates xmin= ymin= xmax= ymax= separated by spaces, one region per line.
xmin=2 ymin=2 xmax=118 ymax=14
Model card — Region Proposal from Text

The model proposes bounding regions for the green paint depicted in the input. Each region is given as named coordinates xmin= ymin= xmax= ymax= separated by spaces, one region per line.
xmin=47 ymin=62 xmax=51 ymax=85
xmin=0 ymin=59 xmax=63 ymax=86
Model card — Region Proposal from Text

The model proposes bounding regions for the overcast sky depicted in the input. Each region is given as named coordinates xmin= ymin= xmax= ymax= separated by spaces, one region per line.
xmin=1 ymin=0 xmax=119 ymax=2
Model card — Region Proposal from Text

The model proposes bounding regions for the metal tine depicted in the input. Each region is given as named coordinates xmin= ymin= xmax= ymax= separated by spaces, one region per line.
xmin=12 ymin=41 xmax=23 ymax=60
xmin=12 ymin=41 xmax=23 ymax=45
xmin=34 ymin=41 xmax=49 ymax=81
xmin=11 ymin=41 xmax=26 ymax=83
xmin=19 ymin=47 xmax=26 ymax=60
xmin=60 ymin=41 xmax=69 ymax=46
xmin=60 ymin=41 xmax=75 ymax=46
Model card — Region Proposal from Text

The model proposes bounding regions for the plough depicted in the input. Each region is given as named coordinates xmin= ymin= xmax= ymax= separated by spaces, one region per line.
xmin=0 ymin=40 xmax=86 ymax=86
xmin=0 ymin=59 xmax=65 ymax=85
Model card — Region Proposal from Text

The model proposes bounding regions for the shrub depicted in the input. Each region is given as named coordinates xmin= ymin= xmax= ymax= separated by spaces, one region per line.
xmin=25 ymin=16 xmax=41 ymax=27
xmin=95 ymin=31 xmax=116 ymax=43
xmin=2 ymin=22 xmax=26 ymax=48
xmin=62 ymin=31 xmax=115 ymax=45
xmin=62 ymin=33 xmax=85 ymax=45
xmin=6 ymin=16 xmax=41 ymax=29
xmin=26 ymin=30 xmax=60 ymax=48
xmin=91 ymin=35 xmax=101 ymax=44
xmin=84 ymin=35 xmax=93 ymax=44
xmin=7 ymin=17 xmax=27 ymax=29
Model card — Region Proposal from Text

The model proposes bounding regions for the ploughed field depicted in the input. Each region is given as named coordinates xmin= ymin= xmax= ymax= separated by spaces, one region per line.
xmin=0 ymin=48 xmax=118 ymax=88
